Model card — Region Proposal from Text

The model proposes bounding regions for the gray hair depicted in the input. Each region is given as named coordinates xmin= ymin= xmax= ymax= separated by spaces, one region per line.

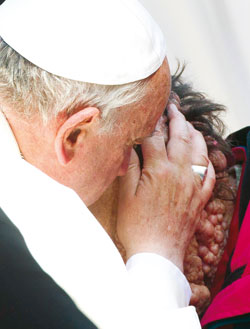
xmin=0 ymin=37 xmax=150 ymax=128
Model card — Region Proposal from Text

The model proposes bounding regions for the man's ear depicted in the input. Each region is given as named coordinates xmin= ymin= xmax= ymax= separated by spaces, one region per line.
xmin=54 ymin=107 xmax=100 ymax=165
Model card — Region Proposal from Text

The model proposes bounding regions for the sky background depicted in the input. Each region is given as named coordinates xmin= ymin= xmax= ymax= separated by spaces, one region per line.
xmin=141 ymin=0 xmax=250 ymax=135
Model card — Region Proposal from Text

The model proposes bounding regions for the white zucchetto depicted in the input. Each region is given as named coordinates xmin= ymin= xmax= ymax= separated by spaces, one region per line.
xmin=0 ymin=0 xmax=166 ymax=84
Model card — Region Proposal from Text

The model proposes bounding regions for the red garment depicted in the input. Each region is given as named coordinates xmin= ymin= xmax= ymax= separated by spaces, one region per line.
xmin=201 ymin=147 xmax=250 ymax=327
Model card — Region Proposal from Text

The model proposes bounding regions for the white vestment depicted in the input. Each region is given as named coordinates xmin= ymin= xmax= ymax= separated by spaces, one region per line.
xmin=0 ymin=111 xmax=201 ymax=328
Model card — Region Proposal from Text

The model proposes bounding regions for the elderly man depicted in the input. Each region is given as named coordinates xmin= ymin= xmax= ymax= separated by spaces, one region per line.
xmin=87 ymin=66 xmax=250 ymax=329
xmin=0 ymin=0 xmax=215 ymax=328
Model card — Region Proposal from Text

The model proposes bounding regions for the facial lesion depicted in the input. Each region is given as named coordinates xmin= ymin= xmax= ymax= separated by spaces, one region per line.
xmin=88 ymin=65 xmax=238 ymax=316
xmin=169 ymin=66 xmax=238 ymax=315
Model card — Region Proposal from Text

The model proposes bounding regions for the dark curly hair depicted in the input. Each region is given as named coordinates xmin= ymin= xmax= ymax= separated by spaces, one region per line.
xmin=136 ymin=65 xmax=235 ymax=202
xmin=170 ymin=65 xmax=231 ymax=157
xmin=172 ymin=66 xmax=236 ymax=203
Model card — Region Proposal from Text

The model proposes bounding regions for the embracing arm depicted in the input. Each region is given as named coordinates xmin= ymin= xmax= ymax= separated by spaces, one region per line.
xmin=116 ymin=104 xmax=215 ymax=327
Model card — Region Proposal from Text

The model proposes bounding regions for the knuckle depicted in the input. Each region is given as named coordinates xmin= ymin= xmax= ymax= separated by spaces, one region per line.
xmin=200 ymin=154 xmax=209 ymax=165
xmin=193 ymin=154 xmax=209 ymax=167
xmin=155 ymin=162 xmax=169 ymax=177
xmin=179 ymin=135 xmax=191 ymax=146
xmin=144 ymin=161 xmax=169 ymax=179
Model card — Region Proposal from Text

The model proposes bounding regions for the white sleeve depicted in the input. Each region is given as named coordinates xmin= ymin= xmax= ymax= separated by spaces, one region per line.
xmin=0 ymin=159 xmax=201 ymax=329
xmin=126 ymin=253 xmax=201 ymax=329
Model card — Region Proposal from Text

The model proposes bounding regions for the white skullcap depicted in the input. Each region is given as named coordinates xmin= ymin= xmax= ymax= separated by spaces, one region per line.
xmin=0 ymin=0 xmax=166 ymax=85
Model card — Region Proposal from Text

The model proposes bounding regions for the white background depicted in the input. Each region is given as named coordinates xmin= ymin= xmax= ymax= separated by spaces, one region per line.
xmin=141 ymin=0 xmax=250 ymax=135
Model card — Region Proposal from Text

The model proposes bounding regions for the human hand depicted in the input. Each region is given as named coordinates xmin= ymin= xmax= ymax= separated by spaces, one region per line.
xmin=116 ymin=104 xmax=215 ymax=270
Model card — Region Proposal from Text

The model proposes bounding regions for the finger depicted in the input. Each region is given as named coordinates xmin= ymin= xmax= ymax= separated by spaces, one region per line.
xmin=166 ymin=103 xmax=191 ymax=165
xmin=193 ymin=172 xmax=204 ymax=189
xmin=187 ymin=122 xmax=209 ymax=166
xmin=201 ymin=161 xmax=216 ymax=205
xmin=141 ymin=131 xmax=167 ymax=170
xmin=118 ymin=149 xmax=141 ymax=199
xmin=168 ymin=91 xmax=181 ymax=110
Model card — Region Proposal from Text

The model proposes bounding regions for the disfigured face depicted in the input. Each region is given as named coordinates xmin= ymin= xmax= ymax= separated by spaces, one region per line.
xmin=155 ymin=88 xmax=237 ymax=315
xmin=183 ymin=146 xmax=237 ymax=314
xmin=89 ymin=71 xmax=237 ymax=315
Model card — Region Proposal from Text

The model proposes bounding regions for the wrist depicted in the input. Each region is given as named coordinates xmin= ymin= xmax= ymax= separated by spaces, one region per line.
xmin=125 ymin=244 xmax=184 ymax=272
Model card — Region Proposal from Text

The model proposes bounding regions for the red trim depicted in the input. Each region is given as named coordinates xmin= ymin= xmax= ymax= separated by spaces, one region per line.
xmin=210 ymin=147 xmax=247 ymax=299
xmin=201 ymin=274 xmax=250 ymax=326
xmin=201 ymin=147 xmax=248 ymax=327
xmin=231 ymin=204 xmax=250 ymax=271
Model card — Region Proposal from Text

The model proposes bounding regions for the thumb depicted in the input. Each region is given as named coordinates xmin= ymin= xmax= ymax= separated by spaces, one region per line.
xmin=118 ymin=148 xmax=140 ymax=199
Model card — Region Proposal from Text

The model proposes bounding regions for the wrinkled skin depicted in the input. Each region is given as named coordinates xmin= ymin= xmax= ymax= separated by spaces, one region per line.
xmin=184 ymin=151 xmax=237 ymax=314
xmin=89 ymin=88 xmax=237 ymax=316
xmin=89 ymin=146 xmax=237 ymax=315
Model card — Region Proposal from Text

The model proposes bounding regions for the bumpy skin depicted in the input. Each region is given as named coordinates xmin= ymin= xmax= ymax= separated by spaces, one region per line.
xmin=89 ymin=132 xmax=236 ymax=316
xmin=168 ymin=88 xmax=237 ymax=315
xmin=184 ymin=150 xmax=237 ymax=315
xmin=89 ymin=72 xmax=237 ymax=316
xmin=168 ymin=74 xmax=237 ymax=314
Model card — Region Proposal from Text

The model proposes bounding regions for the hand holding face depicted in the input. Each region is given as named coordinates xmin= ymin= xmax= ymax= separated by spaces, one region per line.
xmin=117 ymin=104 xmax=215 ymax=270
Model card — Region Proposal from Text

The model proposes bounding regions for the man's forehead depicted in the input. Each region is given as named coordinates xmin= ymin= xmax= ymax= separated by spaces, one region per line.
xmin=0 ymin=0 xmax=167 ymax=85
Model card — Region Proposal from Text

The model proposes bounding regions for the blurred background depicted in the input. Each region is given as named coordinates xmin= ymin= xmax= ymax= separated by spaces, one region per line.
xmin=141 ymin=0 xmax=250 ymax=135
